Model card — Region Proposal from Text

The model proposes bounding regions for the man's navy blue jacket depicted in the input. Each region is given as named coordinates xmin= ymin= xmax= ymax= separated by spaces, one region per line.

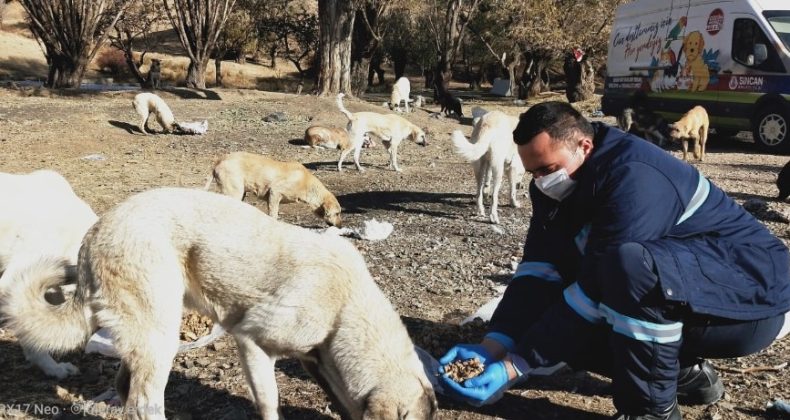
xmin=487 ymin=123 xmax=790 ymax=354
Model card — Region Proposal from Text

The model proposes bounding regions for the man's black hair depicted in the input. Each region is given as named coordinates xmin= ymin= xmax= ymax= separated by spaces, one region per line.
xmin=512 ymin=101 xmax=594 ymax=146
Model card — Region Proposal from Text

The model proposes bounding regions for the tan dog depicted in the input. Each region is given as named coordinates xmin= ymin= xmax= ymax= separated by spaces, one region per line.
xmin=683 ymin=31 xmax=709 ymax=92
xmin=451 ymin=111 xmax=525 ymax=224
xmin=336 ymin=93 xmax=427 ymax=172
xmin=303 ymin=125 xmax=374 ymax=151
xmin=205 ymin=152 xmax=342 ymax=227
xmin=669 ymin=105 xmax=709 ymax=161
xmin=132 ymin=92 xmax=177 ymax=135
xmin=1 ymin=188 xmax=437 ymax=420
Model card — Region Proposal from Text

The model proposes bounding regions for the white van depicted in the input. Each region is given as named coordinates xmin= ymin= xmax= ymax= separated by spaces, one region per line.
xmin=602 ymin=0 xmax=790 ymax=152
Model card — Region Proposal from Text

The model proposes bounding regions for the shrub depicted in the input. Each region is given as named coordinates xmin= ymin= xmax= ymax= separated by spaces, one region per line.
xmin=95 ymin=49 xmax=128 ymax=76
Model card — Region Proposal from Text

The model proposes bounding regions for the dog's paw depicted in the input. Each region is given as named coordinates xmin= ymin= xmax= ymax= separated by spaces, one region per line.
xmin=46 ymin=362 xmax=80 ymax=379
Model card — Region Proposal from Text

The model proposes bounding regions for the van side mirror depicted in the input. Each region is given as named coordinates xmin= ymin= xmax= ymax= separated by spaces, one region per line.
xmin=753 ymin=43 xmax=768 ymax=65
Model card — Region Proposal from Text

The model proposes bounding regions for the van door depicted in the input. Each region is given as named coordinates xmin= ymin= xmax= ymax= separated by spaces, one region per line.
xmin=718 ymin=15 xmax=786 ymax=124
xmin=719 ymin=13 xmax=789 ymax=150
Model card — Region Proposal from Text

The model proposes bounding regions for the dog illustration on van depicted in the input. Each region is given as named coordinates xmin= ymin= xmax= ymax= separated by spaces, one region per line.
xmin=603 ymin=0 xmax=790 ymax=153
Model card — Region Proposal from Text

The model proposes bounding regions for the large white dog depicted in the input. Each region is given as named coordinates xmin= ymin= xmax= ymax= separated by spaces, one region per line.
xmin=2 ymin=188 xmax=436 ymax=420
xmin=336 ymin=93 xmax=427 ymax=172
xmin=452 ymin=111 xmax=525 ymax=224
xmin=389 ymin=77 xmax=411 ymax=113
xmin=133 ymin=92 xmax=177 ymax=135
xmin=0 ymin=170 xmax=97 ymax=378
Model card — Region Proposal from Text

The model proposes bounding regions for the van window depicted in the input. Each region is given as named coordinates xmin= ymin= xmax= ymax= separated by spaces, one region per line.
xmin=732 ymin=18 xmax=786 ymax=72
xmin=764 ymin=11 xmax=790 ymax=52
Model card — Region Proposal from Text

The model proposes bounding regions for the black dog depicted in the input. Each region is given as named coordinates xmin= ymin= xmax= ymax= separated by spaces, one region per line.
xmin=433 ymin=83 xmax=463 ymax=118
xmin=777 ymin=160 xmax=790 ymax=201
xmin=619 ymin=107 xmax=670 ymax=148
xmin=148 ymin=59 xmax=162 ymax=90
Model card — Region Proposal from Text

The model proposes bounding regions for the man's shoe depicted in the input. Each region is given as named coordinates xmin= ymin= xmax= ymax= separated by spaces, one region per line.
xmin=676 ymin=360 xmax=725 ymax=405
xmin=614 ymin=402 xmax=681 ymax=420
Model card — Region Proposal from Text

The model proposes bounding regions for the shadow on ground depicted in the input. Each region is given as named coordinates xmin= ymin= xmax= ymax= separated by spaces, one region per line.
xmin=335 ymin=190 xmax=469 ymax=218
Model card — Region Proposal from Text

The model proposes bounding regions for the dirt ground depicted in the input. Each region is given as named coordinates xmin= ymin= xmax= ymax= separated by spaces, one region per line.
xmin=0 ymin=85 xmax=789 ymax=420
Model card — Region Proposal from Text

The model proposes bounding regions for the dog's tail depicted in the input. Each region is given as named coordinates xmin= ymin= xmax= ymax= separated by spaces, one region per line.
xmin=336 ymin=93 xmax=353 ymax=120
xmin=0 ymin=257 xmax=92 ymax=355
xmin=451 ymin=129 xmax=490 ymax=162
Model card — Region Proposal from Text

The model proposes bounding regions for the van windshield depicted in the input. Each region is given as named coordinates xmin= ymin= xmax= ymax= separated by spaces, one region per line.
xmin=765 ymin=11 xmax=790 ymax=51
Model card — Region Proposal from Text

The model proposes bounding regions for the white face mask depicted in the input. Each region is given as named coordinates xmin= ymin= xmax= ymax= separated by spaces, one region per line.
xmin=534 ymin=147 xmax=584 ymax=201
xmin=535 ymin=168 xmax=577 ymax=201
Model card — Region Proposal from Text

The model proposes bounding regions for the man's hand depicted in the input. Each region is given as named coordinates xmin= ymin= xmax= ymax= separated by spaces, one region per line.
xmin=438 ymin=343 xmax=493 ymax=366
xmin=439 ymin=339 xmax=507 ymax=367
xmin=439 ymin=354 xmax=526 ymax=406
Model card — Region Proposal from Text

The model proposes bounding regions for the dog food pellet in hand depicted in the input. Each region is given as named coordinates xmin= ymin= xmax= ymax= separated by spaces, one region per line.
xmin=444 ymin=358 xmax=485 ymax=382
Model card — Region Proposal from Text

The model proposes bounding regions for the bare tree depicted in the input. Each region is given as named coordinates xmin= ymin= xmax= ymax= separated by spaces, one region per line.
xmin=110 ymin=0 xmax=167 ymax=86
xmin=427 ymin=0 xmax=483 ymax=90
xmin=256 ymin=1 xmax=319 ymax=81
xmin=214 ymin=8 xmax=257 ymax=86
xmin=18 ymin=0 xmax=131 ymax=88
xmin=350 ymin=0 xmax=391 ymax=95
xmin=162 ymin=0 xmax=237 ymax=89
xmin=316 ymin=0 xmax=356 ymax=95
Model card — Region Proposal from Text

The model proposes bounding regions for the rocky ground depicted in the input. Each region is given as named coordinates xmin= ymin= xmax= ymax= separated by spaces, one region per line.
xmin=0 ymin=86 xmax=788 ymax=419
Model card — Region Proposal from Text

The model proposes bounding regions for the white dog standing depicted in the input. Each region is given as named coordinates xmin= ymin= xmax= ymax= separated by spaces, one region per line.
xmin=0 ymin=170 xmax=98 ymax=378
xmin=390 ymin=77 xmax=411 ymax=113
xmin=336 ymin=93 xmax=427 ymax=172
xmin=1 ymin=188 xmax=437 ymax=420
xmin=133 ymin=92 xmax=177 ymax=135
xmin=452 ymin=111 xmax=525 ymax=224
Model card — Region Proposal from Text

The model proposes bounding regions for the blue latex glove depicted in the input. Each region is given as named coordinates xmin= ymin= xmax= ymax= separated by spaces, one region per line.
xmin=440 ymin=360 xmax=517 ymax=406
xmin=438 ymin=343 xmax=493 ymax=367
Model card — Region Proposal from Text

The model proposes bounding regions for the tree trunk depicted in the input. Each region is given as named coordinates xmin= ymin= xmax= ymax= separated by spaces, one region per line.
xmin=368 ymin=52 xmax=385 ymax=86
xmin=269 ymin=45 xmax=277 ymax=68
xmin=317 ymin=0 xmax=356 ymax=96
xmin=391 ymin=47 xmax=406 ymax=80
xmin=423 ymin=67 xmax=433 ymax=89
xmin=434 ymin=60 xmax=452 ymax=92
xmin=579 ymin=59 xmax=596 ymax=101
xmin=215 ymin=55 xmax=223 ymax=87
xmin=351 ymin=56 xmax=371 ymax=96
xmin=563 ymin=53 xmax=595 ymax=103
xmin=47 ymin=54 xmax=89 ymax=88
xmin=529 ymin=59 xmax=547 ymax=97
xmin=186 ymin=59 xmax=207 ymax=89
xmin=350 ymin=6 xmax=378 ymax=95
xmin=506 ymin=52 xmax=523 ymax=98
xmin=123 ymin=49 xmax=147 ymax=85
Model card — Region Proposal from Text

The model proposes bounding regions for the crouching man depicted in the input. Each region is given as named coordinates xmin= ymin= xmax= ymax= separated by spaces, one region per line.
xmin=439 ymin=102 xmax=790 ymax=419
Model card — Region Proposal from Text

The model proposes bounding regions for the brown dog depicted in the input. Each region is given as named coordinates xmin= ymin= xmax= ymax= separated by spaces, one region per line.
xmin=205 ymin=152 xmax=342 ymax=226
xmin=669 ymin=106 xmax=709 ymax=161
xmin=303 ymin=125 xmax=374 ymax=150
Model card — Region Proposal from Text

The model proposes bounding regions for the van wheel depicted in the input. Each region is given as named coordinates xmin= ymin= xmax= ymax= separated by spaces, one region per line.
xmin=752 ymin=107 xmax=790 ymax=153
